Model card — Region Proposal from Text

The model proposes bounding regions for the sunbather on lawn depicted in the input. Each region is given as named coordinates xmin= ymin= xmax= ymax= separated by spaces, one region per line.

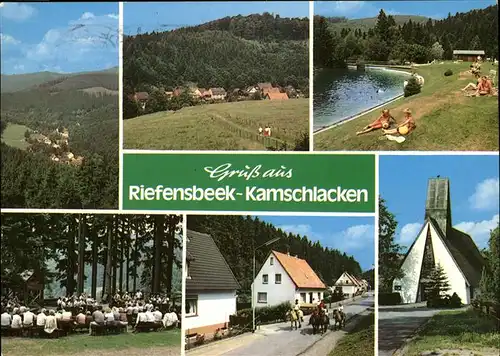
xmin=356 ymin=109 xmax=395 ymax=135
xmin=382 ymin=108 xmax=416 ymax=136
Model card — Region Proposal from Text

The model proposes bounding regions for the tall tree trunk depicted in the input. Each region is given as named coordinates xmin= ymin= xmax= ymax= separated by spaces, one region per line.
xmin=77 ymin=214 xmax=86 ymax=294
xmin=91 ymin=223 xmax=98 ymax=299
xmin=126 ymin=216 xmax=131 ymax=293
xmin=165 ymin=216 xmax=176 ymax=296
xmin=153 ymin=215 xmax=165 ymax=294
xmin=67 ymin=219 xmax=76 ymax=296
xmin=112 ymin=216 xmax=118 ymax=295
xmin=119 ymin=217 xmax=124 ymax=292
xmin=133 ymin=219 xmax=138 ymax=293
xmin=104 ymin=216 xmax=113 ymax=301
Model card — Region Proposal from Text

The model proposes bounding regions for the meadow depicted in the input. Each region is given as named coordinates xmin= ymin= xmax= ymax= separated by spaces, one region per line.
xmin=0 ymin=329 xmax=181 ymax=356
xmin=314 ymin=62 xmax=499 ymax=151
xmin=1 ymin=123 xmax=31 ymax=150
xmin=123 ymin=99 xmax=309 ymax=151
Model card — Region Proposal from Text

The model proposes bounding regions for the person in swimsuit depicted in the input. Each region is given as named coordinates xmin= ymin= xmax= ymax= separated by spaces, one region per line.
xmin=382 ymin=108 xmax=416 ymax=136
xmin=356 ymin=109 xmax=395 ymax=135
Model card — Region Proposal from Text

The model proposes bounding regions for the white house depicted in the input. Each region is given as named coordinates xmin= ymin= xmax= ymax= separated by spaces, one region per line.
xmin=333 ymin=272 xmax=364 ymax=298
xmin=392 ymin=177 xmax=485 ymax=305
xmin=252 ymin=250 xmax=326 ymax=307
xmin=184 ymin=230 xmax=240 ymax=336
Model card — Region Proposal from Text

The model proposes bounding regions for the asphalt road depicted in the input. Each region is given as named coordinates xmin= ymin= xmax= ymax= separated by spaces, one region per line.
xmin=188 ymin=294 xmax=374 ymax=356
xmin=377 ymin=303 xmax=444 ymax=356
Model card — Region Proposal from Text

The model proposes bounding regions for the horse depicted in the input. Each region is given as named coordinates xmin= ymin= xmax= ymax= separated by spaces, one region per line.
xmin=285 ymin=308 xmax=300 ymax=330
xmin=332 ymin=309 xmax=346 ymax=330
xmin=309 ymin=309 xmax=329 ymax=334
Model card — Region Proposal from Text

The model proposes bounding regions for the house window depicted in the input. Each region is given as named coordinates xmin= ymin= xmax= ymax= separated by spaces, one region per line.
xmin=275 ymin=274 xmax=282 ymax=284
xmin=257 ymin=292 xmax=267 ymax=303
xmin=300 ymin=293 xmax=306 ymax=303
xmin=394 ymin=285 xmax=402 ymax=291
xmin=185 ymin=296 xmax=198 ymax=317
xmin=186 ymin=263 xmax=191 ymax=279
xmin=270 ymin=257 xmax=274 ymax=265
xmin=263 ymin=274 xmax=268 ymax=284
xmin=346 ymin=280 xmax=349 ymax=284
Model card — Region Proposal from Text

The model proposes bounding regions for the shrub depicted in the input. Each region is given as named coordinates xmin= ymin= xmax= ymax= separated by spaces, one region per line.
xmin=444 ymin=69 xmax=453 ymax=76
xmin=231 ymin=301 xmax=291 ymax=328
xmin=449 ymin=293 xmax=462 ymax=308
xmin=404 ymin=76 xmax=421 ymax=97
xmin=379 ymin=292 xmax=402 ymax=305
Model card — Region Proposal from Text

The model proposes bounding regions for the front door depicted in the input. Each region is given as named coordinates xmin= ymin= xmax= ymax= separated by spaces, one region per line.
xmin=309 ymin=292 xmax=313 ymax=303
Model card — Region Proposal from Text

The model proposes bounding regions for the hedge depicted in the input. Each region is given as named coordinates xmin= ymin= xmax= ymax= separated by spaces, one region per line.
xmin=427 ymin=292 xmax=462 ymax=308
xmin=230 ymin=301 xmax=291 ymax=329
xmin=379 ymin=292 xmax=402 ymax=305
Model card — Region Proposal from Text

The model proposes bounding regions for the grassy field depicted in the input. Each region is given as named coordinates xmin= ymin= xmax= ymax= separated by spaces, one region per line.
xmin=123 ymin=99 xmax=309 ymax=150
xmin=329 ymin=313 xmax=374 ymax=356
xmin=0 ymin=329 xmax=181 ymax=356
xmin=1 ymin=123 xmax=31 ymax=150
xmin=405 ymin=309 xmax=500 ymax=356
xmin=314 ymin=62 xmax=499 ymax=151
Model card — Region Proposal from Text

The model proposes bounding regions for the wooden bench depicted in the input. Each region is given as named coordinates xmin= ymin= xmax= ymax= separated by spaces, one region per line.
xmin=90 ymin=323 xmax=127 ymax=336
xmin=134 ymin=322 xmax=162 ymax=333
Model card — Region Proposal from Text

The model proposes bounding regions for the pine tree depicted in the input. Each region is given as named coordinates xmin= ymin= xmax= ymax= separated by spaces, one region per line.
xmin=425 ymin=263 xmax=450 ymax=304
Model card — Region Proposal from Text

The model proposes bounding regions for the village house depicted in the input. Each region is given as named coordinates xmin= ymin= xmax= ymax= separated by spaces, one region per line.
xmin=392 ymin=177 xmax=485 ymax=304
xmin=165 ymin=91 xmax=173 ymax=99
xmin=257 ymin=82 xmax=273 ymax=92
xmin=262 ymin=87 xmax=281 ymax=96
xmin=333 ymin=272 xmax=365 ymax=298
xmin=453 ymin=50 xmax=485 ymax=62
xmin=264 ymin=92 xmax=289 ymax=100
xmin=252 ymin=251 xmax=326 ymax=307
xmin=285 ymin=85 xmax=298 ymax=98
xmin=172 ymin=88 xmax=183 ymax=97
xmin=210 ymin=87 xmax=227 ymax=101
xmin=129 ymin=92 xmax=149 ymax=110
xmin=246 ymin=86 xmax=259 ymax=95
xmin=185 ymin=230 xmax=240 ymax=336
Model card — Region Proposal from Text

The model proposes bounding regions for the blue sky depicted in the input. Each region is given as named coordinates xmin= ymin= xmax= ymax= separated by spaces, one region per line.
xmin=380 ymin=155 xmax=499 ymax=252
xmin=124 ymin=1 xmax=309 ymax=35
xmin=1 ymin=2 xmax=118 ymax=74
xmin=315 ymin=0 xmax=497 ymax=20
xmin=253 ymin=215 xmax=375 ymax=272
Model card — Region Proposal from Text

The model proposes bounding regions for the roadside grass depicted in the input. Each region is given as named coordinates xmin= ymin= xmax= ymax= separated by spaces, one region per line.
xmin=1 ymin=123 xmax=31 ymax=150
xmin=314 ymin=62 xmax=499 ymax=151
xmin=329 ymin=313 xmax=374 ymax=356
xmin=0 ymin=328 xmax=181 ymax=356
xmin=123 ymin=98 xmax=309 ymax=150
xmin=405 ymin=308 xmax=500 ymax=356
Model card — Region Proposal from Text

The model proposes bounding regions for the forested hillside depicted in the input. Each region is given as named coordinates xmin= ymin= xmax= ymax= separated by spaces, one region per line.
xmin=187 ymin=215 xmax=363 ymax=295
xmin=315 ymin=4 xmax=498 ymax=67
xmin=326 ymin=14 xmax=429 ymax=32
xmin=123 ymin=13 xmax=309 ymax=96
xmin=1 ymin=72 xmax=118 ymax=209
xmin=1 ymin=214 xmax=183 ymax=300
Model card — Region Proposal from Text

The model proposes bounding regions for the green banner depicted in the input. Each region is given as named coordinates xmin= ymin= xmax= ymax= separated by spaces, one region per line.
xmin=122 ymin=153 xmax=375 ymax=212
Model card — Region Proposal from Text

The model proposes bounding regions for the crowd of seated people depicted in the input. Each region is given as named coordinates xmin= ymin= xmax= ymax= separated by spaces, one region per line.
xmin=1 ymin=291 xmax=180 ymax=338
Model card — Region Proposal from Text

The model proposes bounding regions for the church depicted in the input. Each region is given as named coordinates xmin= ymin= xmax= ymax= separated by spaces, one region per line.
xmin=392 ymin=177 xmax=486 ymax=304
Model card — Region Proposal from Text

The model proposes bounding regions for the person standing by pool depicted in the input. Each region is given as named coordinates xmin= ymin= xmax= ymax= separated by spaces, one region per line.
xmin=356 ymin=109 xmax=395 ymax=135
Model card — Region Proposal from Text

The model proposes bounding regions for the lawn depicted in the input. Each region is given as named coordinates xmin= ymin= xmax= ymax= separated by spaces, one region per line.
xmin=314 ymin=62 xmax=499 ymax=151
xmin=329 ymin=313 xmax=374 ymax=356
xmin=1 ymin=123 xmax=31 ymax=150
xmin=0 ymin=329 xmax=181 ymax=356
xmin=405 ymin=308 xmax=500 ymax=356
xmin=123 ymin=98 xmax=309 ymax=150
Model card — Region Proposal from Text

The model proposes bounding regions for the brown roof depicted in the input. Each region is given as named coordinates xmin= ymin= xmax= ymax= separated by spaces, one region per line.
xmin=265 ymin=92 xmax=289 ymax=100
xmin=273 ymin=251 xmax=326 ymax=289
xmin=135 ymin=92 xmax=149 ymax=100
xmin=263 ymin=87 xmax=281 ymax=95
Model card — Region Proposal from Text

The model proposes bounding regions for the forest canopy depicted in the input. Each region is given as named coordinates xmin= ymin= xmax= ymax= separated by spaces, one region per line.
xmin=314 ymin=5 xmax=498 ymax=67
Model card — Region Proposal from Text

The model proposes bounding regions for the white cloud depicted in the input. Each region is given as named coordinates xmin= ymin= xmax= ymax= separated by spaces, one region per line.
xmin=277 ymin=223 xmax=374 ymax=251
xmin=80 ymin=12 xmax=95 ymax=20
xmin=469 ymin=178 xmax=499 ymax=211
xmin=332 ymin=1 xmax=367 ymax=15
xmin=0 ymin=33 xmax=20 ymax=45
xmin=107 ymin=13 xmax=118 ymax=20
xmin=454 ymin=214 xmax=499 ymax=249
xmin=397 ymin=222 xmax=422 ymax=246
xmin=0 ymin=2 xmax=37 ymax=21
xmin=277 ymin=224 xmax=313 ymax=236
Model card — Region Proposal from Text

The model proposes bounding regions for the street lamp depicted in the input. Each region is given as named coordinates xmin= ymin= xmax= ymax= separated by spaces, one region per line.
xmin=252 ymin=237 xmax=280 ymax=332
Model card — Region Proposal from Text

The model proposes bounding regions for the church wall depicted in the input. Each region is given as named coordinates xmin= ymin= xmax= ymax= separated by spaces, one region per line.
xmin=393 ymin=223 xmax=428 ymax=304
xmin=429 ymin=224 xmax=469 ymax=304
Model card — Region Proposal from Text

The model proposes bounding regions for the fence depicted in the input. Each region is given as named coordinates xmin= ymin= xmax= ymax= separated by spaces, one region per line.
xmin=472 ymin=300 xmax=500 ymax=331
xmin=212 ymin=115 xmax=289 ymax=151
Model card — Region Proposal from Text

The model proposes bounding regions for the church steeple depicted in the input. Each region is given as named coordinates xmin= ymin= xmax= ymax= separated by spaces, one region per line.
xmin=425 ymin=177 xmax=452 ymax=236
